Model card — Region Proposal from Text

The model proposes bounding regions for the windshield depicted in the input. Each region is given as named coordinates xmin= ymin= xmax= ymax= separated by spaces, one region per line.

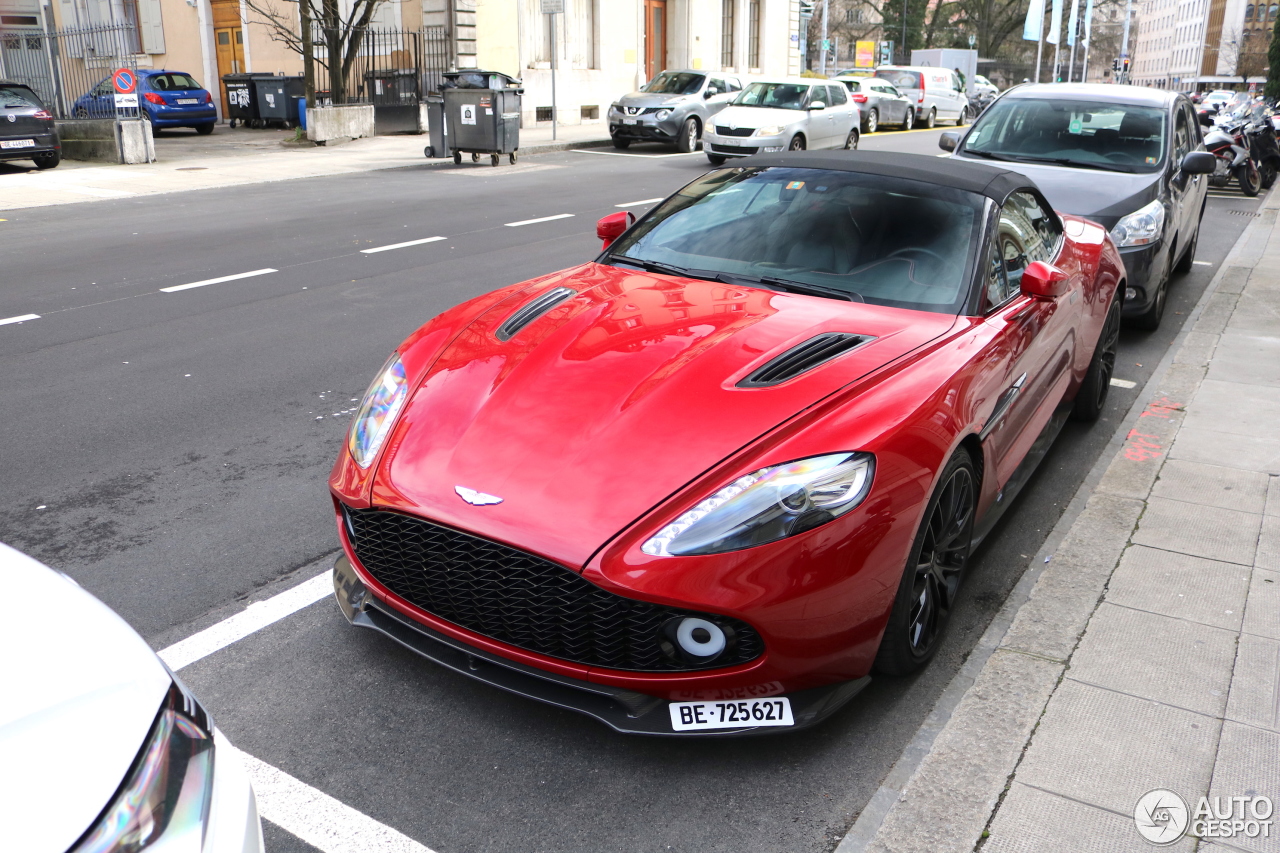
xmin=0 ymin=85 xmax=42 ymax=109
xmin=642 ymin=72 xmax=704 ymax=95
xmin=962 ymin=98 xmax=1167 ymax=173
xmin=148 ymin=73 xmax=202 ymax=91
xmin=605 ymin=167 xmax=983 ymax=314
xmin=733 ymin=82 xmax=812 ymax=110
xmin=877 ymin=70 xmax=923 ymax=90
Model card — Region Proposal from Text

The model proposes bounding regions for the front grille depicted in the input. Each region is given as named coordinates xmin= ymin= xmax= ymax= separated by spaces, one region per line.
xmin=716 ymin=126 xmax=755 ymax=137
xmin=343 ymin=506 xmax=763 ymax=672
xmin=710 ymin=143 xmax=759 ymax=155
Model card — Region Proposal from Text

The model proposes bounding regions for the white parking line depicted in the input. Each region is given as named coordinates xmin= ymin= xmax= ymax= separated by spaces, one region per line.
xmin=573 ymin=149 xmax=702 ymax=159
xmin=159 ymin=571 xmax=331 ymax=670
xmin=0 ymin=313 xmax=39 ymax=326
xmin=1193 ymin=261 xmax=1213 ymax=266
xmin=1109 ymin=377 xmax=1138 ymax=389
xmin=616 ymin=198 xmax=664 ymax=207
xmin=504 ymin=213 xmax=575 ymax=227
xmin=160 ymin=268 xmax=278 ymax=293
xmin=237 ymin=747 xmax=436 ymax=853
xmin=361 ymin=236 xmax=447 ymax=254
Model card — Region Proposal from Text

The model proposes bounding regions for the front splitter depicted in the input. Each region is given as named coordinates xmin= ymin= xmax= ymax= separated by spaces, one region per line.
xmin=333 ymin=554 xmax=869 ymax=737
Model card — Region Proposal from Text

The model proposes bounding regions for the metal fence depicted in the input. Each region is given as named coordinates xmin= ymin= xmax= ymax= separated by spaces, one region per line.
xmin=313 ymin=26 xmax=449 ymax=105
xmin=0 ymin=23 xmax=140 ymax=120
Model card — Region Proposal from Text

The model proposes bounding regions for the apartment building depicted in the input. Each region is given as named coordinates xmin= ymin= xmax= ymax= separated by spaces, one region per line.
xmin=1132 ymin=0 xmax=1266 ymax=89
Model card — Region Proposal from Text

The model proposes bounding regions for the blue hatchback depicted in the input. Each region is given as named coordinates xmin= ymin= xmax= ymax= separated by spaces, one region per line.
xmin=73 ymin=70 xmax=216 ymax=134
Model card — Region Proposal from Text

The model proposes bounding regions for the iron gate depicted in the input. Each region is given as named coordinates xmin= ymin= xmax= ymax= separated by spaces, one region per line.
xmin=314 ymin=26 xmax=448 ymax=134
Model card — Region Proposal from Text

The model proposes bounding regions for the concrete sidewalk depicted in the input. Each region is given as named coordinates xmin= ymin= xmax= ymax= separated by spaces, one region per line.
xmin=0 ymin=121 xmax=613 ymax=212
xmin=842 ymin=190 xmax=1280 ymax=853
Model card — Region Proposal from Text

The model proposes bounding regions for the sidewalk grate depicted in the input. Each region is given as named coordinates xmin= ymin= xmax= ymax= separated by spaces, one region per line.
xmin=1229 ymin=210 xmax=1262 ymax=216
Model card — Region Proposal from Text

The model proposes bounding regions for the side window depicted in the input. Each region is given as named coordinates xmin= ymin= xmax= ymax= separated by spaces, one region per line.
xmin=727 ymin=77 xmax=742 ymax=92
xmin=985 ymin=239 xmax=1011 ymax=310
xmin=708 ymin=77 xmax=725 ymax=96
xmin=1173 ymin=108 xmax=1191 ymax=162
xmin=827 ymin=84 xmax=848 ymax=106
xmin=1184 ymin=104 xmax=1202 ymax=146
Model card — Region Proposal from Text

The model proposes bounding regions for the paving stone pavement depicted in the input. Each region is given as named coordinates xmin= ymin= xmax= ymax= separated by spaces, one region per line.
xmin=839 ymin=190 xmax=1280 ymax=852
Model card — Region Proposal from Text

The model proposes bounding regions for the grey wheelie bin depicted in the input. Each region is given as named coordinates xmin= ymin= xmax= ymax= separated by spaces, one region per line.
xmin=424 ymin=93 xmax=448 ymax=158
xmin=222 ymin=72 xmax=274 ymax=128
xmin=253 ymin=76 xmax=305 ymax=128
xmin=441 ymin=70 xmax=523 ymax=166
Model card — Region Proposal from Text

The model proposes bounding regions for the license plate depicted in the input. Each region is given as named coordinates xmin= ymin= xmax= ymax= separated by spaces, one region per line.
xmin=670 ymin=697 xmax=794 ymax=731
xmin=176 ymin=98 xmax=199 ymax=104
xmin=622 ymin=117 xmax=637 ymax=125
xmin=0 ymin=139 xmax=35 ymax=149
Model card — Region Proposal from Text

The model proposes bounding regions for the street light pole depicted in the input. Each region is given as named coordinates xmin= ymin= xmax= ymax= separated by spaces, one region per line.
xmin=902 ymin=0 xmax=909 ymax=62
xmin=820 ymin=0 xmax=829 ymax=76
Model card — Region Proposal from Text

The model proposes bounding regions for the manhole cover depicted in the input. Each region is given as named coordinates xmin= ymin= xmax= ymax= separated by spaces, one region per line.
xmin=176 ymin=167 xmax=208 ymax=171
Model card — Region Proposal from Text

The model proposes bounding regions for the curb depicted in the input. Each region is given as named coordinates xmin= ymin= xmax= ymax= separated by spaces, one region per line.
xmin=836 ymin=192 xmax=1278 ymax=853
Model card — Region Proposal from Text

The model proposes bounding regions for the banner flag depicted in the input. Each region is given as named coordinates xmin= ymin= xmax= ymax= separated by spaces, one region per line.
xmin=1067 ymin=0 xmax=1080 ymax=45
xmin=1046 ymin=0 xmax=1063 ymax=44
xmin=1023 ymin=0 xmax=1044 ymax=41
xmin=1083 ymin=0 xmax=1095 ymax=44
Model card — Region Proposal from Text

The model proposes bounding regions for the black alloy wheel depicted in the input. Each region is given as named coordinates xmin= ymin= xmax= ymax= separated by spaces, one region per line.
xmin=1071 ymin=296 xmax=1121 ymax=422
xmin=1237 ymin=159 xmax=1262 ymax=196
xmin=875 ymin=449 xmax=976 ymax=675
xmin=789 ymin=134 xmax=806 ymax=151
xmin=1262 ymin=161 xmax=1277 ymax=189
xmin=677 ymin=116 xmax=700 ymax=153
xmin=865 ymin=108 xmax=879 ymax=134
xmin=844 ymin=129 xmax=859 ymax=149
xmin=73 ymin=106 xmax=90 ymax=118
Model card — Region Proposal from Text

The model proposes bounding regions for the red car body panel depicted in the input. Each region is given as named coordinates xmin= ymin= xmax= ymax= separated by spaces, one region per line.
xmin=329 ymin=208 xmax=1124 ymax=703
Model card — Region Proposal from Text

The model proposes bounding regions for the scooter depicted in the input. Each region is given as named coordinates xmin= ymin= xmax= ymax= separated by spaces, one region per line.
xmin=1201 ymin=111 xmax=1262 ymax=196
xmin=1241 ymin=106 xmax=1280 ymax=189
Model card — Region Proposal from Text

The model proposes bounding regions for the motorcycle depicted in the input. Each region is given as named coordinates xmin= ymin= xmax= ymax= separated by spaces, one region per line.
xmin=1201 ymin=110 xmax=1263 ymax=196
xmin=968 ymin=91 xmax=996 ymax=118
xmin=1241 ymin=104 xmax=1280 ymax=189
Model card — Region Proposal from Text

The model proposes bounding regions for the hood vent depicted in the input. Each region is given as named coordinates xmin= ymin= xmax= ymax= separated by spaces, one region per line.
xmin=496 ymin=287 xmax=576 ymax=342
xmin=738 ymin=332 xmax=875 ymax=388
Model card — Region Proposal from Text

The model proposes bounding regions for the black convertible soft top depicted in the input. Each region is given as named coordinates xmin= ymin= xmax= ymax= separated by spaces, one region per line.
xmin=739 ymin=150 xmax=1036 ymax=204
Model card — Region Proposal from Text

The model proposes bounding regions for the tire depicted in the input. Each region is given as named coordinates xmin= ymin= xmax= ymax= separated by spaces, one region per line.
xmin=453 ymin=151 xmax=462 ymax=164
xmin=424 ymin=145 xmax=434 ymax=158
xmin=1262 ymin=161 xmax=1277 ymax=189
xmin=33 ymin=150 xmax=60 ymax=170
xmin=865 ymin=108 xmax=878 ymax=134
xmin=491 ymin=153 xmax=500 ymax=166
xmin=925 ymin=107 xmax=937 ymax=129
xmin=955 ymin=106 xmax=968 ymax=127
xmin=874 ymin=447 xmax=977 ymax=676
xmin=1071 ymin=296 xmax=1121 ymax=422
xmin=843 ymin=129 xmax=859 ymax=150
xmin=676 ymin=116 xmax=700 ymax=153
xmin=1130 ymin=271 xmax=1168 ymax=331
xmin=509 ymin=151 xmax=518 ymax=164
xmin=788 ymin=133 xmax=806 ymax=151
xmin=903 ymin=108 xmax=914 ymax=130
xmin=1237 ymin=160 xmax=1261 ymax=196
xmin=471 ymin=152 xmax=480 ymax=162
xmin=612 ymin=136 xmax=631 ymax=149
xmin=73 ymin=107 xmax=90 ymax=118
xmin=1174 ymin=223 xmax=1199 ymax=275
xmin=196 ymin=123 xmax=214 ymax=135
xmin=706 ymin=153 xmax=727 ymax=166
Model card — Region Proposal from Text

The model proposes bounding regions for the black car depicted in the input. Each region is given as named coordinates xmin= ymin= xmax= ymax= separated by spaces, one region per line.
xmin=942 ymin=83 xmax=1214 ymax=329
xmin=1 ymin=81 xmax=60 ymax=169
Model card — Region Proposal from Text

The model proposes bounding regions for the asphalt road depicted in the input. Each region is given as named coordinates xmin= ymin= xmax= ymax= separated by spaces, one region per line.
xmin=0 ymin=125 xmax=1263 ymax=853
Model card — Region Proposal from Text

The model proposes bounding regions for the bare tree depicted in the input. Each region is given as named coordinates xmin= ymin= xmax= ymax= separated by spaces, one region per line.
xmin=242 ymin=0 xmax=388 ymax=103
xmin=1218 ymin=26 xmax=1268 ymax=86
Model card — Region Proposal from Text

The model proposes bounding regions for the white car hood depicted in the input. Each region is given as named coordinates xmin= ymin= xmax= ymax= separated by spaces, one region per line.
xmin=711 ymin=105 xmax=806 ymax=129
xmin=0 ymin=544 xmax=171 ymax=853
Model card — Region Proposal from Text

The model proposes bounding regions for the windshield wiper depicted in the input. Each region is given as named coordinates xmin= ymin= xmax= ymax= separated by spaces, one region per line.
xmin=715 ymin=272 xmax=862 ymax=302
xmin=606 ymin=254 xmax=721 ymax=281
xmin=1009 ymin=155 xmax=1136 ymax=173
xmin=963 ymin=149 xmax=1019 ymax=162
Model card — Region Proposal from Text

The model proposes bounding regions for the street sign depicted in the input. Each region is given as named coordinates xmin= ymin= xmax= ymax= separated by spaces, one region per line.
xmin=113 ymin=68 xmax=138 ymax=110
xmin=539 ymin=0 xmax=562 ymax=12
xmin=855 ymin=40 xmax=875 ymax=68
xmin=821 ymin=38 xmax=831 ymax=51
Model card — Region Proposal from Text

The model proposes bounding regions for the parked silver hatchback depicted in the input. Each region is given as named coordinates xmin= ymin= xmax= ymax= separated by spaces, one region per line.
xmin=609 ymin=70 xmax=742 ymax=152
xmin=701 ymin=79 xmax=861 ymax=165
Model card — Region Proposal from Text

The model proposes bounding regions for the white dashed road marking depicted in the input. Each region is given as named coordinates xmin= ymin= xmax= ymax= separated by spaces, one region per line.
xmin=0 ymin=313 xmax=39 ymax=326
xmin=1193 ymin=260 xmax=1213 ymax=266
xmin=161 ymin=268 xmax=279 ymax=293
xmin=504 ymin=213 xmax=575 ymax=227
xmin=615 ymin=198 xmax=663 ymax=207
xmin=361 ymin=236 xmax=447 ymax=254
xmin=1110 ymin=377 xmax=1138 ymax=389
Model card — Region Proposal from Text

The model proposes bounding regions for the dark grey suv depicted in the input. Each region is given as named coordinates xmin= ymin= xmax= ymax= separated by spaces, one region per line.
xmin=943 ymin=84 xmax=1214 ymax=329
xmin=1 ymin=82 xmax=60 ymax=169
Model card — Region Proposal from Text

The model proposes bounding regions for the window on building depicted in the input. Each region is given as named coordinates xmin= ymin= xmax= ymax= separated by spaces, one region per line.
xmin=1247 ymin=4 xmax=1255 ymax=19
xmin=748 ymin=0 xmax=761 ymax=68
xmin=722 ymin=0 xmax=735 ymax=68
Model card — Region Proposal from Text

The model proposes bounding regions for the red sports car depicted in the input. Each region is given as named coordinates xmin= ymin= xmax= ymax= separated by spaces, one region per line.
xmin=330 ymin=151 xmax=1124 ymax=735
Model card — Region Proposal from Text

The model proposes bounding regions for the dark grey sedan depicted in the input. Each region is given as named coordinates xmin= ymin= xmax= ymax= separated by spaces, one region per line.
xmin=837 ymin=77 xmax=914 ymax=133
xmin=609 ymin=70 xmax=742 ymax=152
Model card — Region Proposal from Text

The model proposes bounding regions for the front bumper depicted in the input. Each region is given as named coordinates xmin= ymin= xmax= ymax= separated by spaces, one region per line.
xmin=702 ymin=131 xmax=787 ymax=158
xmin=1117 ymin=240 xmax=1169 ymax=317
xmin=207 ymin=729 xmax=265 ymax=853
xmin=608 ymin=113 xmax=679 ymax=142
xmin=333 ymin=553 xmax=869 ymax=736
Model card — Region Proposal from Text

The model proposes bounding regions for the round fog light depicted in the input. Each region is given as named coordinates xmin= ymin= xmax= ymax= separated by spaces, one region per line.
xmin=1126 ymin=286 xmax=1139 ymax=302
xmin=676 ymin=617 xmax=726 ymax=658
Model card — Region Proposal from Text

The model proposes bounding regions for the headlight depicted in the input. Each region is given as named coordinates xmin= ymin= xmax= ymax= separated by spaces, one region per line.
xmin=73 ymin=682 xmax=215 ymax=853
xmin=1109 ymin=199 xmax=1165 ymax=247
xmin=755 ymin=125 xmax=786 ymax=136
xmin=641 ymin=452 xmax=874 ymax=557
xmin=655 ymin=109 xmax=672 ymax=120
xmin=348 ymin=353 xmax=409 ymax=468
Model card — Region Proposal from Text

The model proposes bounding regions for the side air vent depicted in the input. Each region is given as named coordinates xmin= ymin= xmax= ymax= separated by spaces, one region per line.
xmin=496 ymin=287 xmax=577 ymax=341
xmin=738 ymin=332 xmax=875 ymax=388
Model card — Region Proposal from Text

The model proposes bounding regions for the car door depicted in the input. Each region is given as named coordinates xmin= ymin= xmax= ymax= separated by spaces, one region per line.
xmin=980 ymin=193 xmax=1080 ymax=486
xmin=88 ymin=78 xmax=114 ymax=117
xmin=804 ymin=84 xmax=832 ymax=147
xmin=705 ymin=76 xmax=737 ymax=119
xmin=874 ymin=82 xmax=907 ymax=124
xmin=1167 ymin=104 xmax=1196 ymax=256
xmin=824 ymin=84 xmax=855 ymax=146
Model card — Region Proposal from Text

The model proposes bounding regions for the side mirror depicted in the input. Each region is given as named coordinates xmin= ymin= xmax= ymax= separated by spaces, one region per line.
xmin=809 ymin=101 xmax=826 ymax=110
xmin=1198 ymin=111 xmax=1215 ymax=128
xmin=597 ymin=211 xmax=636 ymax=251
xmin=1020 ymin=261 xmax=1069 ymax=300
xmin=704 ymin=89 xmax=715 ymax=99
xmin=938 ymin=131 xmax=960 ymax=152
xmin=1181 ymin=150 xmax=1216 ymax=174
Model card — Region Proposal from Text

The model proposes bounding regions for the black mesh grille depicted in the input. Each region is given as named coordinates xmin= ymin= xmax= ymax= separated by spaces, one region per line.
xmin=343 ymin=506 xmax=763 ymax=672
xmin=710 ymin=143 xmax=759 ymax=155
xmin=715 ymin=126 xmax=755 ymax=137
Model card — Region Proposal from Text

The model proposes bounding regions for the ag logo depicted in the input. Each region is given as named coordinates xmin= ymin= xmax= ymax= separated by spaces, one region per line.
xmin=1134 ymin=789 xmax=1190 ymax=844
xmin=455 ymin=485 xmax=502 ymax=506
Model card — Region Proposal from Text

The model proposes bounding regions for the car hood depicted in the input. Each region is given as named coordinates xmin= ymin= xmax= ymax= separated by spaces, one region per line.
xmin=711 ymin=105 xmax=807 ymax=129
xmin=373 ymin=265 xmax=958 ymax=567
xmin=958 ymin=155 xmax=1161 ymax=229
xmin=0 ymin=544 xmax=171 ymax=853
xmin=617 ymin=92 xmax=695 ymax=109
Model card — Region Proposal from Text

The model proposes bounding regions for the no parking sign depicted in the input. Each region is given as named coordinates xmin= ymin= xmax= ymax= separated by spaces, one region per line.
xmin=113 ymin=68 xmax=138 ymax=109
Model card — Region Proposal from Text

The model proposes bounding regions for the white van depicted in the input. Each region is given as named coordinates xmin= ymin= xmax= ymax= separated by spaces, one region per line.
xmin=874 ymin=66 xmax=970 ymax=128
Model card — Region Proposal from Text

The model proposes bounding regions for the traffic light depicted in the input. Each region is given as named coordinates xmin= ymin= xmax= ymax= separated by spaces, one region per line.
xmin=1112 ymin=58 xmax=1120 ymax=72
xmin=1122 ymin=58 xmax=1130 ymax=72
